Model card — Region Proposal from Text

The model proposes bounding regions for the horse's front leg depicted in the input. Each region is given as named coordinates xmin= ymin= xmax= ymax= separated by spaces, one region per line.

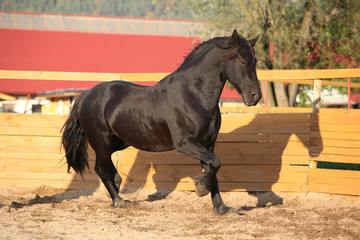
xmin=174 ymin=137 xmax=236 ymax=214
xmin=198 ymin=151 xmax=239 ymax=215
xmin=210 ymin=176 xmax=239 ymax=215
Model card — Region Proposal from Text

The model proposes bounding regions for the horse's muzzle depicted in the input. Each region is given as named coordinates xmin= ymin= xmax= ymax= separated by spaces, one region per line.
xmin=245 ymin=91 xmax=262 ymax=106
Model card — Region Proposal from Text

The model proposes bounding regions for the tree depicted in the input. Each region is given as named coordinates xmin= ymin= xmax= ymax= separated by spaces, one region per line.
xmin=0 ymin=0 xmax=193 ymax=19
xmin=187 ymin=0 xmax=360 ymax=107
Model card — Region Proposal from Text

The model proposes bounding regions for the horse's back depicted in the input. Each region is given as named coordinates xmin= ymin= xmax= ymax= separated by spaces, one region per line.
xmin=79 ymin=80 xmax=174 ymax=152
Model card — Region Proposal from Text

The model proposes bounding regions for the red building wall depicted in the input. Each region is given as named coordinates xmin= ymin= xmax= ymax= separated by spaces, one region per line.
xmin=0 ymin=28 xmax=241 ymax=99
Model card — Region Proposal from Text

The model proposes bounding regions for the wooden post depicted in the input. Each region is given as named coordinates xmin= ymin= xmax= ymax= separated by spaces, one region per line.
xmin=24 ymin=93 xmax=31 ymax=114
xmin=312 ymin=79 xmax=322 ymax=113
xmin=264 ymin=80 xmax=268 ymax=107
xmin=347 ymin=77 xmax=351 ymax=109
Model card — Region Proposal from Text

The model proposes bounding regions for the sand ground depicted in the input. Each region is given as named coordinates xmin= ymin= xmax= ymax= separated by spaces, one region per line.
xmin=0 ymin=186 xmax=359 ymax=240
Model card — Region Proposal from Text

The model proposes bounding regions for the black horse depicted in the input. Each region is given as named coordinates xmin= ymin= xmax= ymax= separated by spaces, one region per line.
xmin=62 ymin=30 xmax=262 ymax=215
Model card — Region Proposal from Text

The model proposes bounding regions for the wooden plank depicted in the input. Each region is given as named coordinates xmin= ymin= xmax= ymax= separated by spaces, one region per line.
xmin=0 ymin=135 xmax=61 ymax=146
xmin=310 ymin=139 xmax=360 ymax=148
xmin=0 ymin=177 xmax=307 ymax=192
xmin=220 ymin=107 xmax=360 ymax=114
xmin=113 ymin=144 xmax=309 ymax=158
xmin=313 ymin=68 xmax=360 ymax=79
xmin=120 ymin=180 xmax=307 ymax=192
xmin=115 ymin=164 xmax=308 ymax=186
xmin=117 ymin=164 xmax=307 ymax=174
xmin=311 ymin=124 xmax=360 ymax=133
xmin=113 ymin=153 xmax=309 ymax=165
xmin=0 ymin=145 xmax=65 ymax=156
xmin=0 ymin=160 xmax=69 ymax=173
xmin=312 ymin=113 xmax=360 ymax=125
xmin=0 ymin=140 xmax=309 ymax=158
xmin=221 ymin=113 xmax=311 ymax=124
xmin=309 ymin=168 xmax=360 ymax=178
xmin=0 ymin=164 xmax=307 ymax=184
xmin=0 ymin=92 xmax=16 ymax=101
xmin=220 ymin=107 xmax=314 ymax=114
xmin=310 ymin=146 xmax=360 ymax=156
xmin=0 ymin=126 xmax=62 ymax=136
xmin=215 ymin=141 xmax=308 ymax=150
xmin=221 ymin=124 xmax=311 ymax=134
xmin=308 ymin=183 xmax=360 ymax=196
xmin=257 ymin=69 xmax=315 ymax=80
xmin=255 ymin=79 xmax=360 ymax=88
xmin=309 ymin=174 xmax=360 ymax=186
xmin=213 ymin=146 xmax=306 ymax=156
xmin=0 ymin=171 xmax=100 ymax=182
xmin=0 ymin=165 xmax=307 ymax=190
xmin=0 ymin=146 xmax=309 ymax=165
xmin=0 ymin=113 xmax=66 ymax=127
xmin=320 ymin=80 xmax=360 ymax=88
xmin=0 ymin=70 xmax=122 ymax=82
xmin=310 ymin=131 xmax=360 ymax=141
xmin=0 ymin=150 xmax=66 ymax=161
xmin=0 ymin=178 xmax=100 ymax=189
xmin=1 ymin=69 xmax=359 ymax=83
xmin=220 ymin=113 xmax=311 ymax=133
xmin=0 ymin=158 xmax=96 ymax=172
xmin=118 ymin=171 xmax=307 ymax=185
xmin=257 ymin=68 xmax=360 ymax=80
xmin=120 ymin=181 xmax=195 ymax=191
xmin=310 ymin=154 xmax=360 ymax=164
xmin=115 ymin=141 xmax=310 ymax=156
xmin=217 ymin=133 xmax=310 ymax=143
xmin=219 ymin=182 xmax=308 ymax=192
xmin=0 ymin=70 xmax=169 ymax=82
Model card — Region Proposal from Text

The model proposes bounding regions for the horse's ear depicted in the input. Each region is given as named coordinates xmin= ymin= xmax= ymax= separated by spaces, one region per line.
xmin=214 ymin=29 xmax=241 ymax=50
xmin=249 ymin=34 xmax=260 ymax=47
xmin=230 ymin=29 xmax=240 ymax=47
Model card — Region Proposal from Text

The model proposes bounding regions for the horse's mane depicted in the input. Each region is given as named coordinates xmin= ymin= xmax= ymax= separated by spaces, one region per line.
xmin=176 ymin=38 xmax=223 ymax=71
xmin=176 ymin=35 xmax=252 ymax=72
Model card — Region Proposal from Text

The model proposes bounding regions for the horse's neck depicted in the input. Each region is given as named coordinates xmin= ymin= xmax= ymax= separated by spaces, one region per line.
xmin=176 ymin=57 xmax=226 ymax=112
xmin=155 ymin=45 xmax=225 ymax=112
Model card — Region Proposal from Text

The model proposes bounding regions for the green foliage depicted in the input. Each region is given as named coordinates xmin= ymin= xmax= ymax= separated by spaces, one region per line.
xmin=0 ymin=0 xmax=194 ymax=19
xmin=317 ymin=161 xmax=360 ymax=171
xmin=297 ymin=85 xmax=313 ymax=107
xmin=306 ymin=0 xmax=360 ymax=69
xmin=187 ymin=0 xmax=360 ymax=107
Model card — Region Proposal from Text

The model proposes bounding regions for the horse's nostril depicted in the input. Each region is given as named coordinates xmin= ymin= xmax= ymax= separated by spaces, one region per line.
xmin=251 ymin=93 xmax=259 ymax=101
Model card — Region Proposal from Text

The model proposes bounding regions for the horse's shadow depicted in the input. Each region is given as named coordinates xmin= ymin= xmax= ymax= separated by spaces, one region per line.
xmin=5 ymin=113 xmax=322 ymax=210
xmin=121 ymin=112 xmax=323 ymax=210
xmin=4 ymin=187 xmax=100 ymax=209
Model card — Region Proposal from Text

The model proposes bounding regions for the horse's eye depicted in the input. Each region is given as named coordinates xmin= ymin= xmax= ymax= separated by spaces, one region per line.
xmin=239 ymin=59 xmax=247 ymax=66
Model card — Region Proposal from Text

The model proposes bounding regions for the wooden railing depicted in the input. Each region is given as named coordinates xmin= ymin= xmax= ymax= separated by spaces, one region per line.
xmin=1 ymin=68 xmax=359 ymax=109
xmin=1 ymin=108 xmax=359 ymax=196
xmin=0 ymin=69 xmax=359 ymax=195
xmin=1 ymin=68 xmax=359 ymax=85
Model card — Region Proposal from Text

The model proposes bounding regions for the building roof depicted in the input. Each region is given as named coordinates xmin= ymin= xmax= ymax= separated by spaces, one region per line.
xmin=0 ymin=11 xmax=201 ymax=36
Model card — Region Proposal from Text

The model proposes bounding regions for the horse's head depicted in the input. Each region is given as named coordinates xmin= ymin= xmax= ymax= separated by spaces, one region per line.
xmin=216 ymin=29 xmax=262 ymax=106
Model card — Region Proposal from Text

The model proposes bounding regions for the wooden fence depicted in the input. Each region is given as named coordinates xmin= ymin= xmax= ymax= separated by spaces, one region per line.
xmin=1 ymin=108 xmax=359 ymax=196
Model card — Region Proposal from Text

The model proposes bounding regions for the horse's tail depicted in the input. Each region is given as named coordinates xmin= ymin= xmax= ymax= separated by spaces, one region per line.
xmin=61 ymin=92 xmax=89 ymax=175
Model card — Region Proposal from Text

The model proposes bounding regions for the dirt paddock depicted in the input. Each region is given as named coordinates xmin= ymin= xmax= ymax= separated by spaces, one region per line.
xmin=0 ymin=185 xmax=359 ymax=240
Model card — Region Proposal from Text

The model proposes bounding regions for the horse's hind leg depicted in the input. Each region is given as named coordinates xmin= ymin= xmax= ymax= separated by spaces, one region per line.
xmin=92 ymin=135 xmax=127 ymax=207
xmin=95 ymin=150 xmax=125 ymax=207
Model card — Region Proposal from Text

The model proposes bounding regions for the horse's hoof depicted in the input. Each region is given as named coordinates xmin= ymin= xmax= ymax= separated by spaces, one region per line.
xmin=114 ymin=173 xmax=122 ymax=190
xmin=213 ymin=206 xmax=241 ymax=215
xmin=195 ymin=176 xmax=210 ymax=197
xmin=112 ymin=199 xmax=127 ymax=208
